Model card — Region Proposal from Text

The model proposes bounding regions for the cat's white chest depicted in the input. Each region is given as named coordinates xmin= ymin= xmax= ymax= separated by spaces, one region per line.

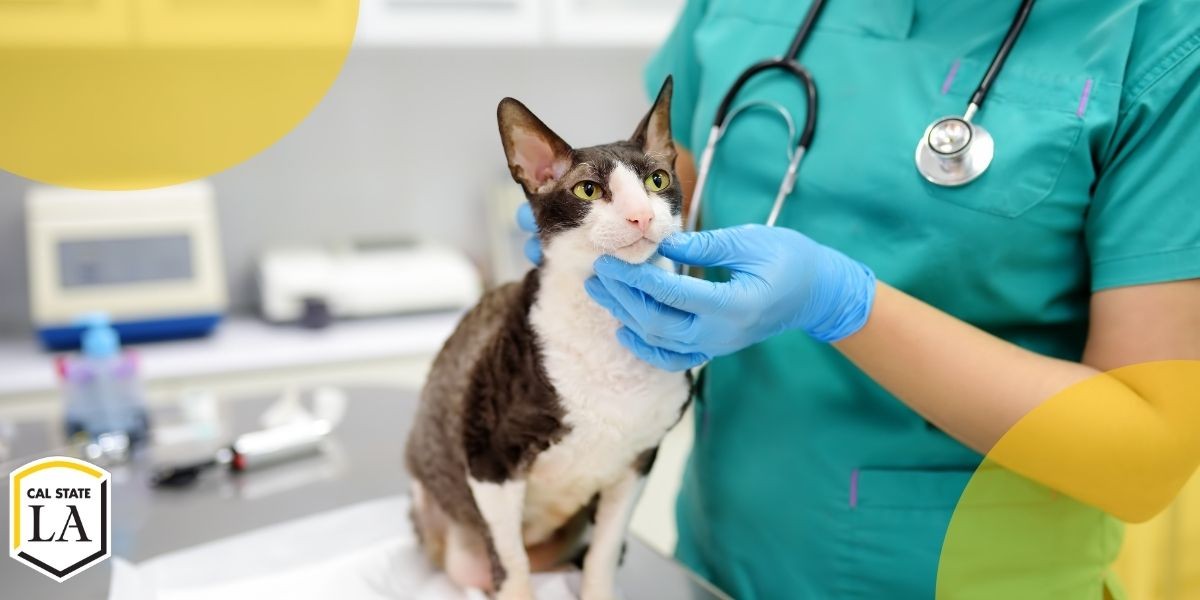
xmin=522 ymin=266 xmax=688 ymax=541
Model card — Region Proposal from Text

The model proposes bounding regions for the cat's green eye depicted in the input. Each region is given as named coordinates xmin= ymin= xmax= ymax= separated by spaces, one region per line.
xmin=644 ymin=169 xmax=671 ymax=192
xmin=572 ymin=180 xmax=602 ymax=201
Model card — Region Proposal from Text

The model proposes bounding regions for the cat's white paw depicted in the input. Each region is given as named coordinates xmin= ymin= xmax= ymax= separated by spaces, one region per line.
xmin=580 ymin=592 xmax=618 ymax=600
xmin=579 ymin=578 xmax=618 ymax=600
xmin=494 ymin=579 xmax=534 ymax=600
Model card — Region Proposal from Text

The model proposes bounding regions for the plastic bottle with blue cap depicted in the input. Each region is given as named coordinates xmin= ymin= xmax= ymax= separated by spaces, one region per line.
xmin=60 ymin=314 xmax=149 ymax=454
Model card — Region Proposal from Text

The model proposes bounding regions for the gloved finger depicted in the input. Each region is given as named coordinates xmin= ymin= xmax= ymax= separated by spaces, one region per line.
xmin=585 ymin=276 xmax=649 ymax=332
xmin=516 ymin=202 xmax=538 ymax=233
xmin=616 ymin=327 xmax=707 ymax=372
xmin=658 ymin=227 xmax=757 ymax=269
xmin=594 ymin=256 xmax=728 ymax=315
xmin=594 ymin=276 xmax=700 ymax=351
xmin=586 ymin=277 xmax=695 ymax=351
xmin=523 ymin=236 xmax=543 ymax=265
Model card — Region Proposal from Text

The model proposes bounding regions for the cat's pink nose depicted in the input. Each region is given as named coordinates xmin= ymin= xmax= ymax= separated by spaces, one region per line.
xmin=608 ymin=168 xmax=655 ymax=234
xmin=626 ymin=209 xmax=654 ymax=233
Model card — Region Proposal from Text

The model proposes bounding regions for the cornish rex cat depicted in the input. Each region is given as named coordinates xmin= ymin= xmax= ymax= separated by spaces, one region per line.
xmin=405 ymin=77 xmax=691 ymax=600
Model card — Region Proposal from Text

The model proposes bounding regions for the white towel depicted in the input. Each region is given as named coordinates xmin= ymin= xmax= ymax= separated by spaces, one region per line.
xmin=108 ymin=496 xmax=584 ymax=600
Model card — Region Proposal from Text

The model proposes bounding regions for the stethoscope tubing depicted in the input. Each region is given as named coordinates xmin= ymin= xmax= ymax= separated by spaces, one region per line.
xmin=685 ymin=0 xmax=825 ymax=234
xmin=685 ymin=0 xmax=1037 ymax=236
xmin=686 ymin=59 xmax=817 ymax=233
xmin=969 ymin=0 xmax=1036 ymax=111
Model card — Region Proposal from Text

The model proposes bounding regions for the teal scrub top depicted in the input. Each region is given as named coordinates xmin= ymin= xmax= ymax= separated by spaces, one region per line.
xmin=645 ymin=1 xmax=1200 ymax=598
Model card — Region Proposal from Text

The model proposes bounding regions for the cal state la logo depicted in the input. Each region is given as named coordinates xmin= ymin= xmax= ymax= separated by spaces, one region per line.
xmin=9 ymin=456 xmax=111 ymax=582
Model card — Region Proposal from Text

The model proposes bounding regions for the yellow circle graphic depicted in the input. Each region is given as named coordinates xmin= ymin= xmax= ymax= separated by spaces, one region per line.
xmin=937 ymin=360 xmax=1200 ymax=599
xmin=0 ymin=0 xmax=358 ymax=190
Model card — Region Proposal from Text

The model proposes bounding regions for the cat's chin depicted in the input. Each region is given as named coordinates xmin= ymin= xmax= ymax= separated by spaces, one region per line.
xmin=607 ymin=238 xmax=661 ymax=264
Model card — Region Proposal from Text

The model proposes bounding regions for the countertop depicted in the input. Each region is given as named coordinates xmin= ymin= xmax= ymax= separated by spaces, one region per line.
xmin=0 ymin=313 xmax=462 ymax=399
xmin=0 ymin=386 xmax=726 ymax=600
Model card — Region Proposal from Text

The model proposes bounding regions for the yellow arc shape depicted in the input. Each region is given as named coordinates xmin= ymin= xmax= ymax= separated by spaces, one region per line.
xmin=937 ymin=360 xmax=1200 ymax=599
xmin=0 ymin=0 xmax=358 ymax=190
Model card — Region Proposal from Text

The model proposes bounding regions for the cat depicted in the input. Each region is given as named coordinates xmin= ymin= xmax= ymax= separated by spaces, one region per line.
xmin=404 ymin=77 xmax=691 ymax=600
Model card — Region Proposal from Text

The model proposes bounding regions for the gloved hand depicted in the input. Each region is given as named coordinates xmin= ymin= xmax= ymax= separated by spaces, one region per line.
xmin=585 ymin=224 xmax=877 ymax=371
xmin=516 ymin=202 xmax=542 ymax=265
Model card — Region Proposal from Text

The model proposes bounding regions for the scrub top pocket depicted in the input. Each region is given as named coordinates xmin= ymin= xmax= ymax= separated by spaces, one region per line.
xmin=835 ymin=466 xmax=1122 ymax=600
xmin=919 ymin=70 xmax=1088 ymax=219
xmin=834 ymin=468 xmax=975 ymax=600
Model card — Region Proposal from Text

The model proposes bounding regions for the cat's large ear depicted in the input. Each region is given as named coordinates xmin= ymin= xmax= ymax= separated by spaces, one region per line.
xmin=498 ymin=98 xmax=573 ymax=195
xmin=631 ymin=76 xmax=676 ymax=163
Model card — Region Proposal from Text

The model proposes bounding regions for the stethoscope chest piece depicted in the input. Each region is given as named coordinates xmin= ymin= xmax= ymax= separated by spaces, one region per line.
xmin=915 ymin=115 xmax=994 ymax=187
xmin=686 ymin=0 xmax=1036 ymax=232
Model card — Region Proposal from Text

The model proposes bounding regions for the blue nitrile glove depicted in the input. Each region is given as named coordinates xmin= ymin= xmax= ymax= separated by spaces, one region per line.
xmin=584 ymin=224 xmax=877 ymax=371
xmin=516 ymin=203 xmax=542 ymax=265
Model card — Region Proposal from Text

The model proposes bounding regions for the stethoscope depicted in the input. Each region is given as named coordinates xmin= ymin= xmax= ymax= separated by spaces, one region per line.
xmin=684 ymin=0 xmax=1037 ymax=234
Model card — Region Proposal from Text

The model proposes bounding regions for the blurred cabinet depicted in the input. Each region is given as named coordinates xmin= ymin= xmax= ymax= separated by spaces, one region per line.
xmin=356 ymin=0 xmax=684 ymax=47
xmin=0 ymin=0 xmax=132 ymax=46
xmin=546 ymin=0 xmax=681 ymax=46
xmin=357 ymin=0 xmax=544 ymax=46
xmin=137 ymin=0 xmax=357 ymax=46
xmin=0 ymin=0 xmax=682 ymax=48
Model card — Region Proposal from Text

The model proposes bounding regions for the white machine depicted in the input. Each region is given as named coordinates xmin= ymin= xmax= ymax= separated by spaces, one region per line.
xmin=26 ymin=182 xmax=227 ymax=350
xmin=257 ymin=240 xmax=482 ymax=324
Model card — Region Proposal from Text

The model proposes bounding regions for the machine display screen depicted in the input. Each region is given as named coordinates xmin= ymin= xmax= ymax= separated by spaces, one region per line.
xmin=58 ymin=234 xmax=194 ymax=288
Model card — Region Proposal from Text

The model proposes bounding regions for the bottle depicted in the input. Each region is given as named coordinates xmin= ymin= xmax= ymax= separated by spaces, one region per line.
xmin=61 ymin=315 xmax=149 ymax=453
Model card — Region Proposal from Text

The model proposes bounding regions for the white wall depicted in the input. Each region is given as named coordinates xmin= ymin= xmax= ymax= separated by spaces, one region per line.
xmin=0 ymin=45 xmax=655 ymax=334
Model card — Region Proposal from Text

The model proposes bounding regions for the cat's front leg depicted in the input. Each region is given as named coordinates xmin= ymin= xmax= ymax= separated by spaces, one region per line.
xmin=581 ymin=467 xmax=648 ymax=600
xmin=468 ymin=478 xmax=533 ymax=600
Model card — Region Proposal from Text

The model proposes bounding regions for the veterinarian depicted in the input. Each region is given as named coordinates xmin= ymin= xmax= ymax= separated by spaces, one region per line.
xmin=515 ymin=0 xmax=1200 ymax=598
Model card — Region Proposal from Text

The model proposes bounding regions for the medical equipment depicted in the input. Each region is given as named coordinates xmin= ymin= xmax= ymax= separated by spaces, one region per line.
xmin=686 ymin=0 xmax=1037 ymax=232
xmin=151 ymin=387 xmax=346 ymax=486
xmin=915 ymin=0 xmax=1035 ymax=186
xmin=151 ymin=422 xmax=330 ymax=486
xmin=685 ymin=0 xmax=823 ymax=232
xmin=258 ymin=239 xmax=482 ymax=324
xmin=26 ymin=182 xmax=227 ymax=350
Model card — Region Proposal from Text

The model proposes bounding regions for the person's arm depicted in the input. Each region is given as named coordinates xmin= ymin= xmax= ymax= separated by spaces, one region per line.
xmin=588 ymin=36 xmax=1200 ymax=521
xmin=586 ymin=226 xmax=1200 ymax=522
xmin=834 ymin=282 xmax=1090 ymax=451
xmin=823 ymin=42 xmax=1200 ymax=520
xmin=836 ymin=281 xmax=1200 ymax=452
xmin=834 ymin=280 xmax=1200 ymax=522
xmin=675 ymin=146 xmax=697 ymax=224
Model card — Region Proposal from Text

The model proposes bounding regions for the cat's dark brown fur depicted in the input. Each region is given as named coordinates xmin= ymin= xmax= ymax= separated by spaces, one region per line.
xmin=406 ymin=270 xmax=562 ymax=528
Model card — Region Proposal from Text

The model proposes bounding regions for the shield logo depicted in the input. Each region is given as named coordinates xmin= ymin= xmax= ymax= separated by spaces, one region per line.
xmin=9 ymin=456 xmax=111 ymax=582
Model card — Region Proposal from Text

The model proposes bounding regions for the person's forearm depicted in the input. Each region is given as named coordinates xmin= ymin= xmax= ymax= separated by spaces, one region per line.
xmin=585 ymin=201 xmax=1200 ymax=520
xmin=834 ymin=283 xmax=1200 ymax=521
xmin=834 ymin=283 xmax=1095 ymax=451
xmin=675 ymin=146 xmax=697 ymax=224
